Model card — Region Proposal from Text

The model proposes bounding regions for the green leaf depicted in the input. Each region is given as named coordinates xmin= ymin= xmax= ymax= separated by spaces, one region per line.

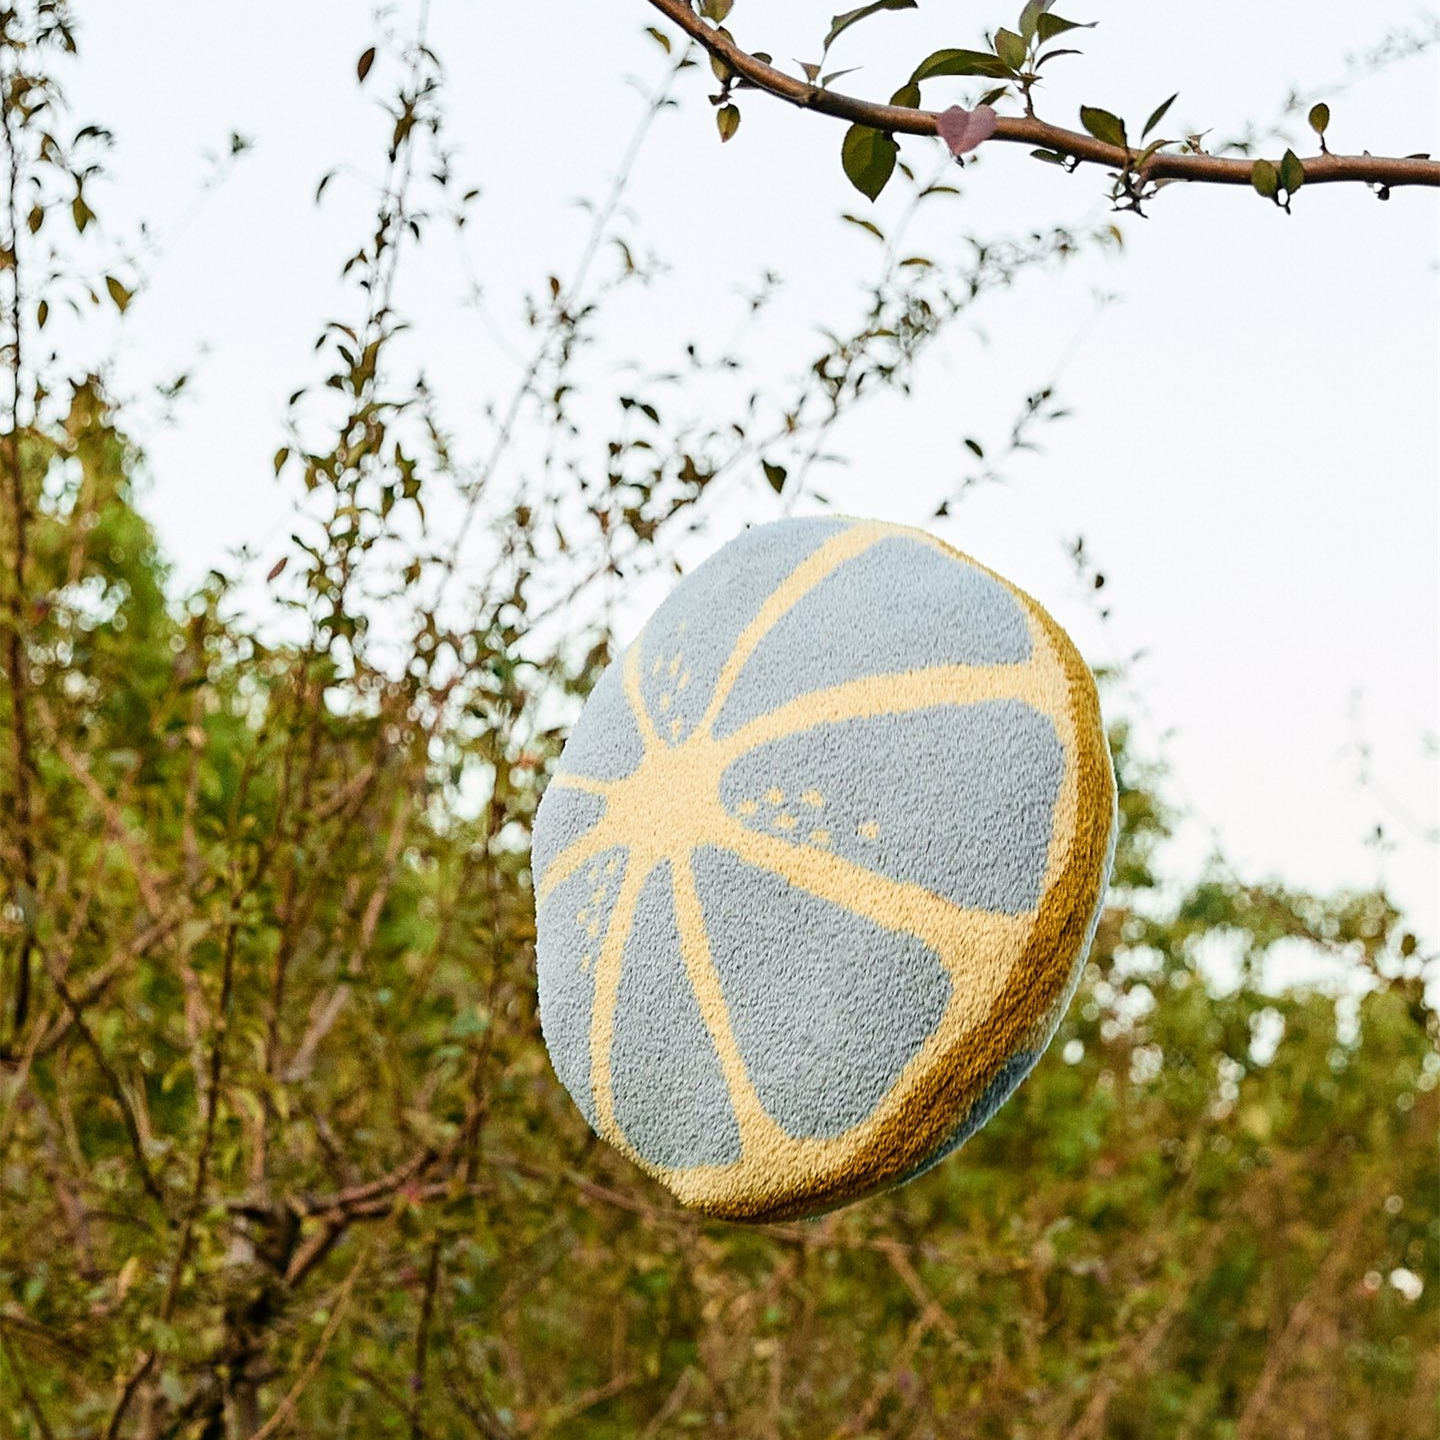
xmin=701 ymin=0 xmax=734 ymax=19
xmin=1036 ymin=13 xmax=1094 ymax=41
xmin=36 ymin=299 xmax=48 ymax=328
xmin=1142 ymin=93 xmax=1177 ymax=139
xmin=911 ymin=48 xmax=1012 ymax=82
xmin=890 ymin=82 xmax=921 ymax=109
xmin=1250 ymin=158 xmax=1279 ymax=198
xmin=1279 ymin=148 xmax=1304 ymax=193
xmin=645 ymin=26 xmax=672 ymax=54
xmin=357 ymin=46 xmax=375 ymax=82
xmin=716 ymin=104 xmax=741 ymax=142
xmin=841 ymin=122 xmax=898 ymax=201
xmin=823 ymin=0 xmax=916 ymax=54
xmin=964 ymin=437 xmax=985 ymax=457
xmin=841 ymin=212 xmax=885 ymax=239
xmin=1017 ymin=0 xmax=1047 ymax=42
xmin=994 ymin=28 xmax=1028 ymax=70
xmin=977 ymin=85 xmax=1011 ymax=107
xmin=763 ymin=460 xmax=788 ymax=494
xmin=1030 ymin=148 xmax=1068 ymax=165
xmin=105 ymin=275 xmax=132 ymax=313
xmin=1035 ymin=47 xmax=1082 ymax=67
xmin=1308 ymin=102 xmax=1329 ymax=136
xmin=1079 ymin=105 xmax=1127 ymax=149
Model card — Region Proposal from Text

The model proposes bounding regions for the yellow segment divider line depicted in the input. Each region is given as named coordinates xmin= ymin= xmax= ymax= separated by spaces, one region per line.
xmin=669 ymin=853 xmax=791 ymax=1161
xmin=697 ymin=520 xmax=889 ymax=738
xmin=587 ymin=855 xmax=649 ymax=1161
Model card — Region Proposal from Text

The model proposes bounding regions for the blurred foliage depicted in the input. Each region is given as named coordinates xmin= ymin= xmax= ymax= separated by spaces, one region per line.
xmin=0 ymin=3 xmax=1435 ymax=1438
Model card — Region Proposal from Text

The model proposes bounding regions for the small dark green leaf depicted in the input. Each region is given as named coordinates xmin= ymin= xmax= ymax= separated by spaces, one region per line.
xmin=994 ymin=27 xmax=1027 ymax=70
xmin=273 ymin=447 xmax=290 ymax=475
xmin=977 ymin=84 xmax=1010 ymax=107
xmin=820 ymin=66 xmax=860 ymax=86
xmin=645 ymin=26 xmax=672 ymax=53
xmin=1036 ymin=13 xmax=1094 ymax=41
xmin=964 ymin=437 xmax=985 ymax=458
xmin=105 ymin=275 xmax=131 ymax=313
xmin=890 ymin=81 xmax=921 ymax=108
xmin=357 ymin=46 xmax=376 ymax=82
xmin=1030 ymin=148 xmax=1068 ymax=165
xmin=1035 ymin=47 xmax=1082 ymax=66
xmin=763 ymin=460 xmax=788 ymax=494
xmin=1142 ymin=93 xmax=1177 ymax=139
xmin=1250 ymin=158 xmax=1279 ymax=198
xmin=1079 ymin=105 xmax=1127 ymax=149
xmin=1308 ymin=102 xmax=1329 ymax=136
xmin=911 ymin=48 xmax=1012 ymax=82
xmin=36 ymin=299 xmax=48 ymax=328
xmin=1279 ymin=148 xmax=1304 ymax=193
xmin=823 ymin=0 xmax=917 ymax=54
xmin=716 ymin=104 xmax=741 ymax=142
xmin=701 ymin=0 xmax=734 ymax=19
xmin=841 ymin=212 xmax=885 ymax=239
xmin=841 ymin=122 xmax=898 ymax=201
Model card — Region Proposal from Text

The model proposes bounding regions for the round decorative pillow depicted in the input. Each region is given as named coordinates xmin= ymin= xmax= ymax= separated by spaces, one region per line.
xmin=531 ymin=516 xmax=1115 ymax=1222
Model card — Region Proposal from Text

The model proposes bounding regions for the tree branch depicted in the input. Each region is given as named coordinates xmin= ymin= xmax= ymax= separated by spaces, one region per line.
xmin=646 ymin=0 xmax=1440 ymax=190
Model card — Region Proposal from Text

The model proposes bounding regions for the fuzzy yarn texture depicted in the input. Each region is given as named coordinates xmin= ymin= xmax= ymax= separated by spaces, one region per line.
xmin=532 ymin=516 xmax=1116 ymax=1222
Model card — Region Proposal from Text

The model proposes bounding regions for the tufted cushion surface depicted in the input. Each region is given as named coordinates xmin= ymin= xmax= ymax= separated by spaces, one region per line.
xmin=532 ymin=516 xmax=1116 ymax=1222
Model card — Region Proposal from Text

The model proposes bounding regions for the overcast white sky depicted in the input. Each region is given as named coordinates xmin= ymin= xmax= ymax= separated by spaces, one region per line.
xmin=48 ymin=2 xmax=1440 ymax=963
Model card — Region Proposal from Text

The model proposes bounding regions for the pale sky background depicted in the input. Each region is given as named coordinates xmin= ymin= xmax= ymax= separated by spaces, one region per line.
xmin=43 ymin=3 xmax=1440 ymax=971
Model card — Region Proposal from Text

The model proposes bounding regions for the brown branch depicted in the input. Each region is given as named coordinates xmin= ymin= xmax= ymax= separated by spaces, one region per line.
xmin=1234 ymin=1190 xmax=1377 ymax=1440
xmin=42 ymin=955 xmax=168 ymax=1209
xmin=646 ymin=0 xmax=1440 ymax=190
xmin=47 ymin=726 xmax=164 ymax=919
xmin=1 ymin=101 xmax=36 ymax=1049
xmin=245 ymin=1247 xmax=366 ymax=1440
xmin=0 ymin=1323 xmax=58 ymax=1440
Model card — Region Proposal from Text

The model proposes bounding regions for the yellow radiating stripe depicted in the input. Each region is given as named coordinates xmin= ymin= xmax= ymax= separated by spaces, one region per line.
xmin=696 ymin=521 xmax=889 ymax=738
xmin=546 ymin=772 xmax=611 ymax=796
xmin=622 ymin=641 xmax=663 ymax=752
xmin=669 ymin=853 xmax=792 ymax=1159
xmin=587 ymin=854 xmax=649 ymax=1160
xmin=533 ymin=818 xmax=623 ymax=906
xmin=712 ymin=660 xmax=1053 ymax=763
xmin=534 ymin=773 xmax=620 ymax=901
xmin=708 ymin=816 xmax=1031 ymax=1024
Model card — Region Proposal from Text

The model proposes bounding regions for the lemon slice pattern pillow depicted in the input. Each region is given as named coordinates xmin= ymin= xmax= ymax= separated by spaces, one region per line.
xmin=532 ymin=517 xmax=1116 ymax=1222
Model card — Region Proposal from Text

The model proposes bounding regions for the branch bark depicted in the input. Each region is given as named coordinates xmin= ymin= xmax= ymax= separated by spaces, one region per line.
xmin=646 ymin=0 xmax=1440 ymax=191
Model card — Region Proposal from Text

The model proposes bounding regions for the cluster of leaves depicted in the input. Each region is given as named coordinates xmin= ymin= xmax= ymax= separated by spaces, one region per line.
xmin=0 ymin=3 xmax=1434 ymax=1437
xmin=672 ymin=0 xmax=1437 ymax=217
